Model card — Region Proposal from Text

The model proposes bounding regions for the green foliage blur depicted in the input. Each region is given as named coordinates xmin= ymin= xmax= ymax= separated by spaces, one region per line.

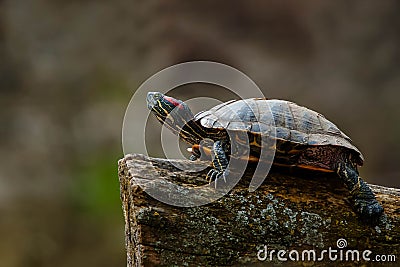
xmin=70 ymin=153 xmax=122 ymax=217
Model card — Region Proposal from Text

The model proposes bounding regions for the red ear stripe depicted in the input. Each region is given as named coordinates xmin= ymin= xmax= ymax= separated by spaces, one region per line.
xmin=164 ymin=96 xmax=184 ymax=110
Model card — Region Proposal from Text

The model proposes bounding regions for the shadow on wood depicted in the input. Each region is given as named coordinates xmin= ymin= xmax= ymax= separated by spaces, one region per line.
xmin=118 ymin=154 xmax=399 ymax=266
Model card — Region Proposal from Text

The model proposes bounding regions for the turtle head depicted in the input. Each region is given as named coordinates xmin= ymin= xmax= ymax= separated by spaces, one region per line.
xmin=147 ymin=92 xmax=194 ymax=133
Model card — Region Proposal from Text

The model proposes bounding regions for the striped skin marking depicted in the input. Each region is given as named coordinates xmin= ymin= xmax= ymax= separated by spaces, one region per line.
xmin=213 ymin=152 xmax=223 ymax=171
xmin=343 ymin=165 xmax=348 ymax=178
xmin=157 ymin=100 xmax=170 ymax=116
xmin=338 ymin=162 xmax=361 ymax=193
xmin=180 ymin=128 xmax=199 ymax=140
xmin=212 ymin=141 xmax=227 ymax=171
xmin=350 ymin=175 xmax=362 ymax=195
xmin=182 ymin=122 xmax=206 ymax=141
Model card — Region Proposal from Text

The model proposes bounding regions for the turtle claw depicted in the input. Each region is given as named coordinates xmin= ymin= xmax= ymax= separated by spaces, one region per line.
xmin=206 ymin=169 xmax=219 ymax=183
xmin=189 ymin=155 xmax=198 ymax=161
xmin=206 ymin=169 xmax=228 ymax=188
xmin=354 ymin=199 xmax=384 ymax=219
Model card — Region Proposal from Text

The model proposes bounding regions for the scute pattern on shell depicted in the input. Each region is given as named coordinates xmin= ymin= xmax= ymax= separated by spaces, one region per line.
xmin=194 ymin=98 xmax=364 ymax=162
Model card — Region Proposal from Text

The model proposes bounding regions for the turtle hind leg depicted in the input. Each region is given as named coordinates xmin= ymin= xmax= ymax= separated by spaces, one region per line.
xmin=336 ymin=162 xmax=383 ymax=219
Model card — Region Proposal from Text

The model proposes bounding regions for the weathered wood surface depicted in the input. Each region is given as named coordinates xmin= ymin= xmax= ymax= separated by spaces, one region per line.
xmin=118 ymin=154 xmax=399 ymax=266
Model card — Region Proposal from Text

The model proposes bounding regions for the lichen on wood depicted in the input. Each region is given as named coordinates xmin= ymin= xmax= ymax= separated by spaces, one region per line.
xmin=118 ymin=154 xmax=399 ymax=266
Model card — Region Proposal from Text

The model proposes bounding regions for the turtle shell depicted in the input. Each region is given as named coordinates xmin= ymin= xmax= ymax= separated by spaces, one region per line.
xmin=194 ymin=98 xmax=364 ymax=163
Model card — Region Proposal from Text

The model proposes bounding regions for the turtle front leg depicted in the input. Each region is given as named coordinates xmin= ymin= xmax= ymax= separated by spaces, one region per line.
xmin=189 ymin=145 xmax=201 ymax=161
xmin=336 ymin=162 xmax=383 ymax=219
xmin=189 ymin=143 xmax=213 ymax=161
xmin=206 ymin=141 xmax=229 ymax=184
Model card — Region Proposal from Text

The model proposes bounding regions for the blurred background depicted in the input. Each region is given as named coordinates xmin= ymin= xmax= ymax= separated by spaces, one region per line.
xmin=1 ymin=0 xmax=399 ymax=266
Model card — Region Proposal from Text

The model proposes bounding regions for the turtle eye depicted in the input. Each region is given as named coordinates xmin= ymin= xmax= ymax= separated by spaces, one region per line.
xmin=153 ymin=92 xmax=162 ymax=100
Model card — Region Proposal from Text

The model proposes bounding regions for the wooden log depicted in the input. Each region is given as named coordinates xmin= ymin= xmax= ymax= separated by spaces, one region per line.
xmin=118 ymin=154 xmax=399 ymax=266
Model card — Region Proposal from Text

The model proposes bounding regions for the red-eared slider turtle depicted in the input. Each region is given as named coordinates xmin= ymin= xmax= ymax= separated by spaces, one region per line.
xmin=146 ymin=92 xmax=383 ymax=219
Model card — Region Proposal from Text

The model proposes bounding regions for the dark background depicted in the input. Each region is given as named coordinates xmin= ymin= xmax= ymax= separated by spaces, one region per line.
xmin=1 ymin=1 xmax=399 ymax=266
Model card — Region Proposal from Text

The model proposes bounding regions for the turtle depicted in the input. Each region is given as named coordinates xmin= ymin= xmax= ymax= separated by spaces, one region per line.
xmin=146 ymin=91 xmax=384 ymax=219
